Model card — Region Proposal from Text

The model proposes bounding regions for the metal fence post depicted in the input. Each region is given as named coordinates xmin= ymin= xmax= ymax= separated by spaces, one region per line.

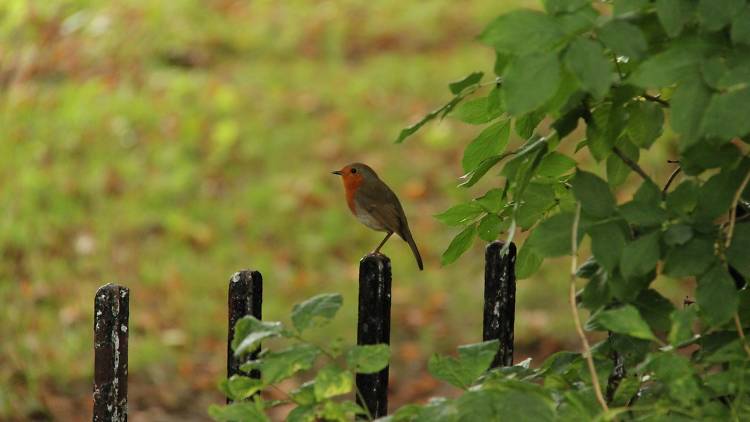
xmin=93 ymin=283 xmax=130 ymax=422
xmin=227 ymin=270 xmax=263 ymax=401
xmin=483 ymin=241 xmax=517 ymax=368
xmin=356 ymin=254 xmax=392 ymax=418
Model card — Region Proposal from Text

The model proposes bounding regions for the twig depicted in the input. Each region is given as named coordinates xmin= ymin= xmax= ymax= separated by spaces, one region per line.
xmin=726 ymin=169 xmax=750 ymax=249
xmin=641 ymin=94 xmax=670 ymax=107
xmin=734 ymin=313 xmax=750 ymax=358
xmin=613 ymin=146 xmax=651 ymax=183
xmin=662 ymin=167 xmax=682 ymax=199
xmin=569 ymin=203 xmax=609 ymax=413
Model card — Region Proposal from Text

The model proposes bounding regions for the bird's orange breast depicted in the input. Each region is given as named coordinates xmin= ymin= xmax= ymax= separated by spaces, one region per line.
xmin=342 ymin=173 xmax=364 ymax=213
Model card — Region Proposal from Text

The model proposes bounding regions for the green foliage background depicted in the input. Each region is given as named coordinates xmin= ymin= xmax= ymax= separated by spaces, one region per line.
xmin=4 ymin=0 xmax=750 ymax=420
xmin=0 ymin=0 xmax=573 ymax=419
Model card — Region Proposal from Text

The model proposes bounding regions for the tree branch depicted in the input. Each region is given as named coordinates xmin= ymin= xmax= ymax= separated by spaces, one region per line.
xmin=726 ymin=169 xmax=750 ymax=249
xmin=642 ymin=94 xmax=670 ymax=107
xmin=569 ymin=203 xmax=609 ymax=413
xmin=662 ymin=167 xmax=682 ymax=199
xmin=613 ymin=146 xmax=651 ymax=183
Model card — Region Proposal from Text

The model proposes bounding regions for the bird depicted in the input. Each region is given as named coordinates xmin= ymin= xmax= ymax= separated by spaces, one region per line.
xmin=332 ymin=163 xmax=424 ymax=270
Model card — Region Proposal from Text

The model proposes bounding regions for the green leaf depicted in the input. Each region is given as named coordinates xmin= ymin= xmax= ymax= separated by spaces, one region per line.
xmin=434 ymin=202 xmax=484 ymax=226
xmin=666 ymin=180 xmax=699 ymax=215
xmin=515 ymin=110 xmax=545 ymax=139
xmin=320 ymin=400 xmax=364 ymax=421
xmin=702 ymin=87 xmax=750 ymax=139
xmin=564 ymin=38 xmax=613 ymax=99
xmin=427 ymin=340 xmax=499 ymax=389
xmin=656 ymin=0 xmax=696 ymax=37
xmin=731 ymin=5 xmax=750 ymax=45
xmin=634 ymin=289 xmax=676 ymax=332
xmin=441 ymin=224 xmax=477 ymax=265
xmin=644 ymin=352 xmax=701 ymax=404
xmin=291 ymin=293 xmax=343 ymax=333
xmin=606 ymin=140 xmax=639 ymax=187
xmin=620 ymin=231 xmax=661 ymax=280
xmin=290 ymin=381 xmax=316 ymax=406
xmin=695 ymin=169 xmax=742 ymax=221
xmin=697 ymin=0 xmax=745 ymax=31
xmin=313 ymin=365 xmax=353 ymax=400
xmin=453 ymin=96 xmax=504 ymax=125
xmin=543 ymin=0 xmax=589 ymax=14
xmin=597 ymin=20 xmax=648 ymax=60
xmin=503 ymin=53 xmax=562 ymax=116
xmin=581 ymin=268 xmax=611 ymax=310
xmin=346 ymin=344 xmax=390 ymax=374
xmin=609 ymin=272 xmax=653 ymax=302
xmin=516 ymin=183 xmax=555 ymax=229
xmin=586 ymin=305 xmax=657 ymax=340
xmin=586 ymin=103 xmax=623 ymax=161
xmin=625 ymin=101 xmax=664 ymax=149
xmin=462 ymin=119 xmax=510 ymax=172
xmin=458 ymin=154 xmax=508 ymax=188
xmin=612 ymin=377 xmax=642 ymax=407
xmin=663 ymin=236 xmax=717 ymax=278
xmin=479 ymin=10 xmax=563 ymax=54
xmin=537 ymin=152 xmax=576 ymax=177
xmin=727 ymin=223 xmax=750 ymax=278
xmin=668 ymin=307 xmax=697 ymax=346
xmin=516 ymin=244 xmax=543 ymax=279
xmin=245 ymin=344 xmax=320 ymax=385
xmin=527 ymin=212 xmax=578 ymax=257
xmin=221 ymin=375 xmax=263 ymax=401
xmin=449 ymin=72 xmax=483 ymax=95
xmin=697 ymin=265 xmax=740 ymax=326
xmin=571 ymin=171 xmax=616 ymax=218
xmin=588 ymin=221 xmax=627 ymax=273
xmin=664 ymin=224 xmax=693 ymax=246
xmin=475 ymin=188 xmax=505 ymax=213
xmin=396 ymin=96 xmax=462 ymax=143
xmin=209 ymin=402 xmax=270 ymax=422
xmin=556 ymin=5 xmax=598 ymax=35
xmin=670 ymin=76 xmax=711 ymax=149
xmin=619 ymin=200 xmax=668 ymax=227
xmin=478 ymin=214 xmax=504 ymax=242
xmin=629 ymin=45 xmax=703 ymax=88
xmin=457 ymin=389 xmax=554 ymax=422
xmin=233 ymin=317 xmax=283 ymax=356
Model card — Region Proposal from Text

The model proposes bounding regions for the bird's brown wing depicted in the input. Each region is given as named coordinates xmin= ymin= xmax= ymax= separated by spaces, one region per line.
xmin=355 ymin=179 xmax=424 ymax=270
xmin=354 ymin=181 xmax=405 ymax=234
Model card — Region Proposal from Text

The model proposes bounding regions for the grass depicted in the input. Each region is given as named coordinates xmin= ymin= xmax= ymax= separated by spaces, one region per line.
xmin=0 ymin=0 xmax=689 ymax=419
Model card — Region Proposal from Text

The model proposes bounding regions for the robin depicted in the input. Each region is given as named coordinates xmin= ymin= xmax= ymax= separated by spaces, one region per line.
xmin=332 ymin=163 xmax=424 ymax=270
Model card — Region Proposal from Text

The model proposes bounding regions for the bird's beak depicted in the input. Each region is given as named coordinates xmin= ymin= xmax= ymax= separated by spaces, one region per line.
xmin=331 ymin=170 xmax=342 ymax=175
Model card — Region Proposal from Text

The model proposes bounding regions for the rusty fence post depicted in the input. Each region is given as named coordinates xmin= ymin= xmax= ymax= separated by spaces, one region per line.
xmin=93 ymin=283 xmax=130 ymax=422
xmin=483 ymin=241 xmax=517 ymax=369
xmin=227 ymin=270 xmax=263 ymax=402
xmin=356 ymin=254 xmax=392 ymax=419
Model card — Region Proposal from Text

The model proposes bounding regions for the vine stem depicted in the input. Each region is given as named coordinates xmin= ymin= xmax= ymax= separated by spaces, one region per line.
xmin=569 ymin=203 xmax=610 ymax=413
xmin=662 ymin=166 xmax=681 ymax=199
xmin=726 ymin=169 xmax=750 ymax=249
xmin=734 ymin=313 xmax=750 ymax=358
xmin=613 ymin=146 xmax=651 ymax=183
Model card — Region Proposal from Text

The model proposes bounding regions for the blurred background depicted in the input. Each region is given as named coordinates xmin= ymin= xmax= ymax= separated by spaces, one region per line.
xmin=0 ymin=1 xmax=686 ymax=420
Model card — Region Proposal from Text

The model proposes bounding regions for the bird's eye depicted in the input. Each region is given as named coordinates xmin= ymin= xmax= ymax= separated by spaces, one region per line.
xmin=351 ymin=168 xmax=357 ymax=174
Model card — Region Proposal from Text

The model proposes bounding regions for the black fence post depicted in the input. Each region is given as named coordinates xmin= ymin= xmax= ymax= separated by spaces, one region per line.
xmin=356 ymin=254 xmax=392 ymax=419
xmin=93 ymin=283 xmax=129 ymax=422
xmin=483 ymin=241 xmax=517 ymax=368
xmin=227 ymin=270 xmax=263 ymax=401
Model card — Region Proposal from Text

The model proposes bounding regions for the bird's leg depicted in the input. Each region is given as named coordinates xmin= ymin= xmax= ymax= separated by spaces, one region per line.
xmin=373 ymin=231 xmax=393 ymax=254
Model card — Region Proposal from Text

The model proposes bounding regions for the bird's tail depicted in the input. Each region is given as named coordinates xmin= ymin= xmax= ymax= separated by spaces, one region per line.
xmin=400 ymin=226 xmax=424 ymax=271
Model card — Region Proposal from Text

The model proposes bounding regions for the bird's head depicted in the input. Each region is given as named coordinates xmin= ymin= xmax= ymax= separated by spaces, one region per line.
xmin=331 ymin=163 xmax=379 ymax=187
